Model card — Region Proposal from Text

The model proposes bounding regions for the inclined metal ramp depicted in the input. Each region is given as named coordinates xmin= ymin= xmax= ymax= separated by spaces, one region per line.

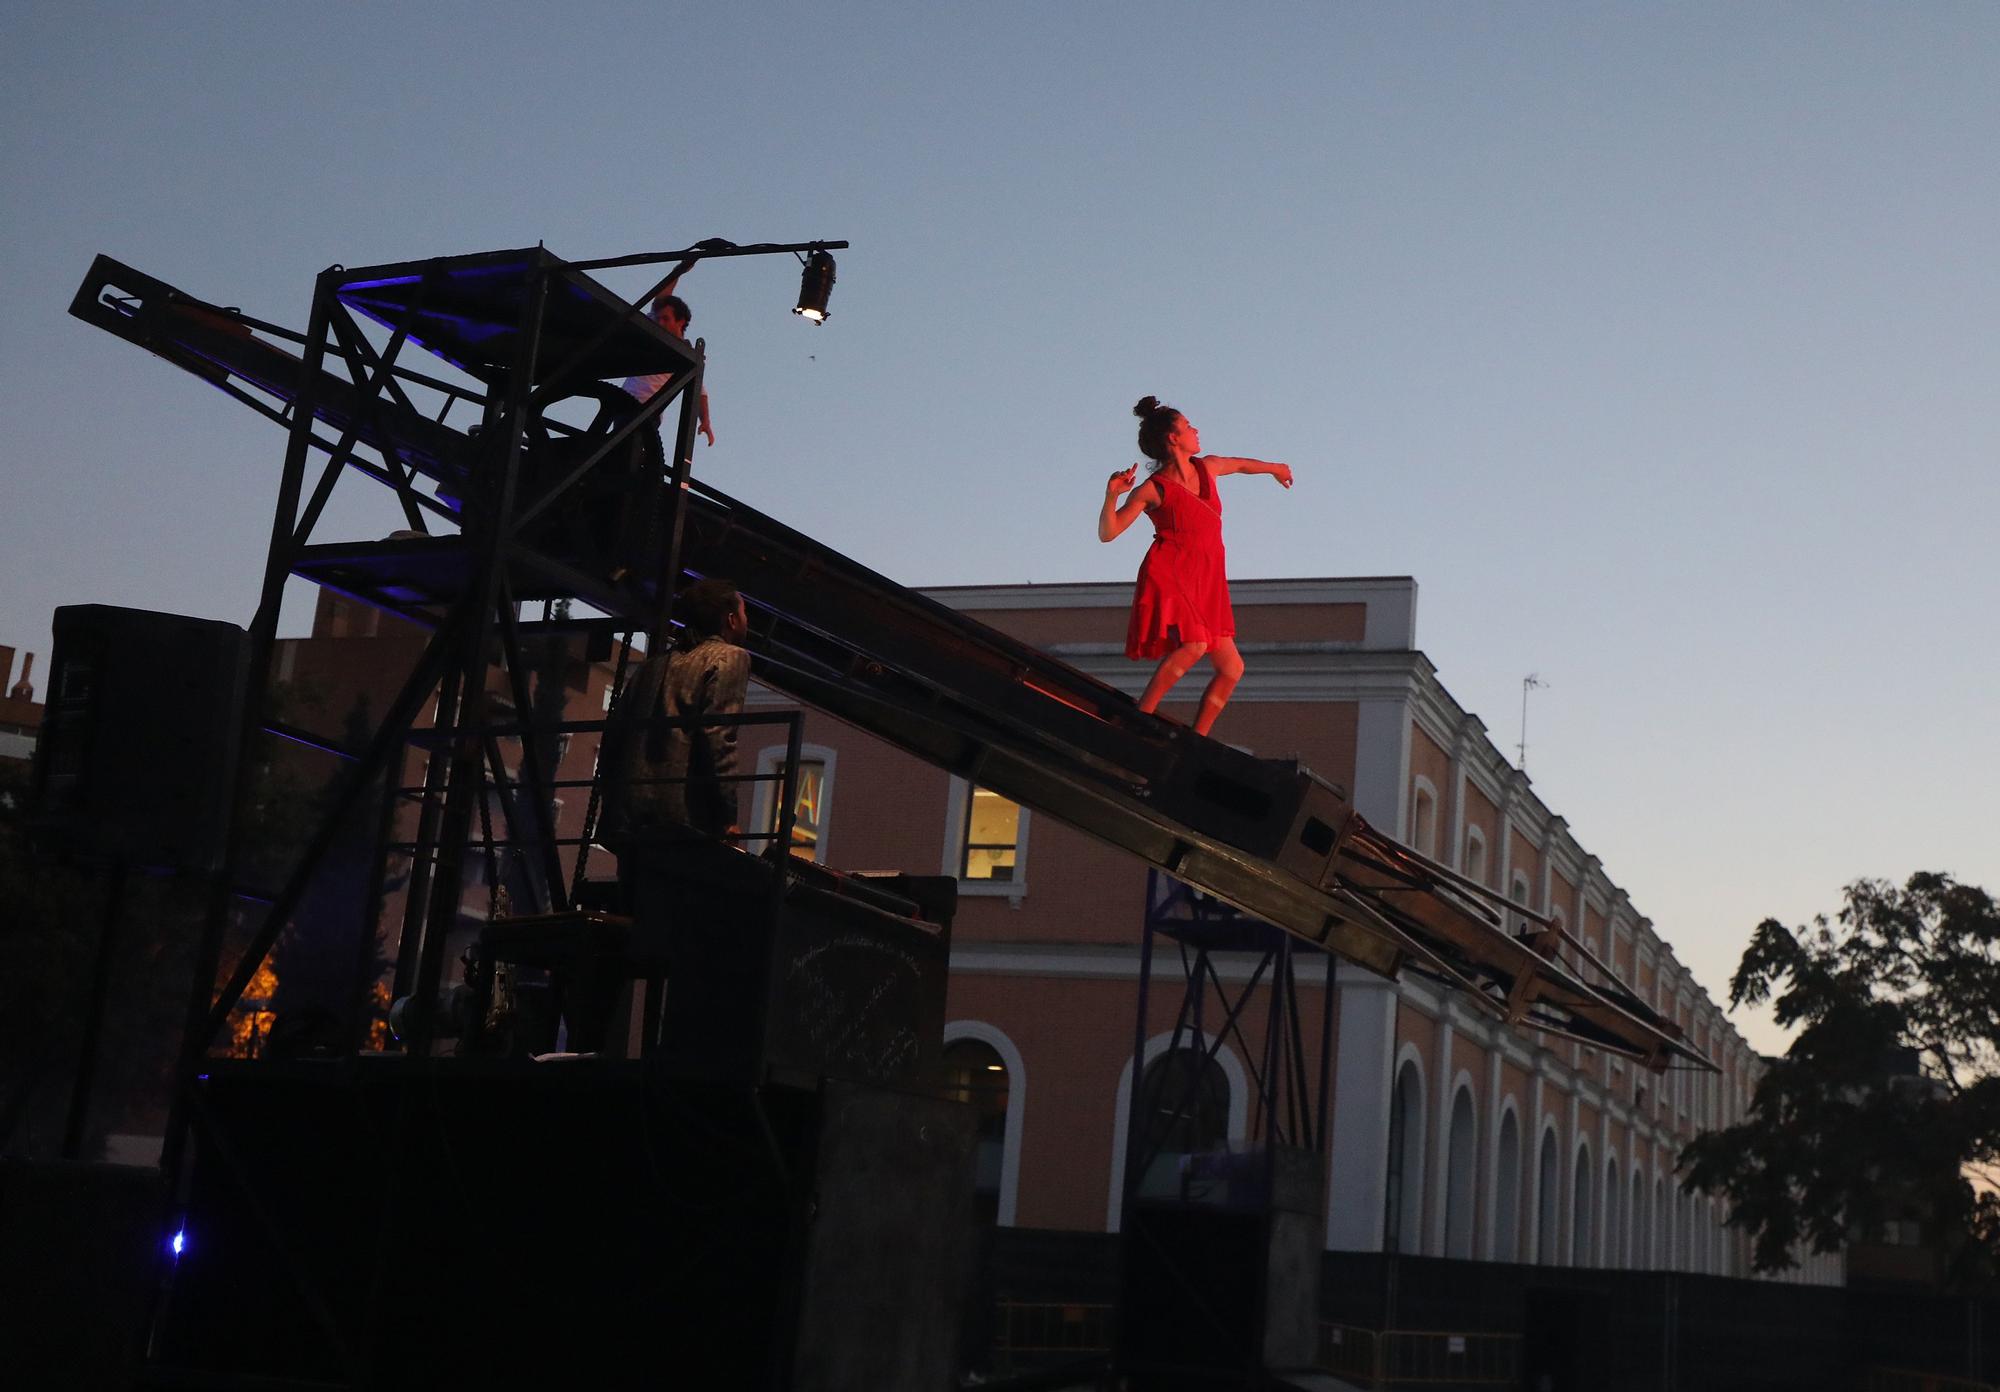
xmin=69 ymin=249 xmax=1708 ymax=1072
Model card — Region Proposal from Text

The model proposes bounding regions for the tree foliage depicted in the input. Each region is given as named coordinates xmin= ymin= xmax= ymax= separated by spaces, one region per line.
xmin=1681 ymin=873 xmax=2000 ymax=1288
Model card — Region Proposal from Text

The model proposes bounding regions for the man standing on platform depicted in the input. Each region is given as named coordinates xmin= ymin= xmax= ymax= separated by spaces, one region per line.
xmin=605 ymin=577 xmax=751 ymax=852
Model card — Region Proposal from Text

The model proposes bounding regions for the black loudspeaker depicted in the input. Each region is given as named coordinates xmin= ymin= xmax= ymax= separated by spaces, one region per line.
xmin=30 ymin=605 xmax=248 ymax=872
xmin=0 ymin=1160 xmax=166 ymax=1391
xmin=658 ymin=859 xmax=954 ymax=1088
xmin=1117 ymin=1146 xmax=1325 ymax=1389
xmin=154 ymin=1064 xmax=978 ymax=1391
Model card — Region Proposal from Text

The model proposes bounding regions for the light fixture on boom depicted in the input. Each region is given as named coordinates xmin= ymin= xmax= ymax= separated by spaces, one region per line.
xmin=793 ymin=250 xmax=836 ymax=323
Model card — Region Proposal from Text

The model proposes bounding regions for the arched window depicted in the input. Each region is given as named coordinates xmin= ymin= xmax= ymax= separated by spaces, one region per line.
xmin=1492 ymin=1107 xmax=1521 ymax=1262
xmin=1384 ymin=1059 xmax=1426 ymax=1254
xmin=1652 ymin=1175 xmax=1666 ymax=1269
xmin=1603 ymin=1154 xmax=1621 ymax=1269
xmin=1511 ymin=872 xmax=1535 ymax=938
xmin=941 ymin=1037 xmax=1012 ymax=1226
xmin=1443 ymin=1084 xmax=1477 ymax=1258
xmin=1107 ymin=1032 xmax=1248 ymax=1231
xmin=1535 ymin=1127 xmax=1561 ymax=1265
xmin=1571 ymin=1139 xmax=1594 ymax=1265
xmin=1130 ymin=1046 xmax=1231 ymax=1201
xmin=1628 ymin=1165 xmax=1643 ymax=1267
xmin=1462 ymin=824 xmax=1487 ymax=887
xmin=1666 ymin=1175 xmax=1680 ymax=1270
xmin=1409 ymin=776 xmax=1438 ymax=858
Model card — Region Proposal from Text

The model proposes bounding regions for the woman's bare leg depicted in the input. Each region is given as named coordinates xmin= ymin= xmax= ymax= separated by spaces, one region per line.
xmin=1137 ymin=640 xmax=1208 ymax=715
xmin=1192 ymin=637 xmax=1245 ymax=736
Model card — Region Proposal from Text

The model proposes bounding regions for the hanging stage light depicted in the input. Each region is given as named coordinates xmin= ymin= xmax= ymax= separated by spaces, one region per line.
xmin=793 ymin=250 xmax=836 ymax=323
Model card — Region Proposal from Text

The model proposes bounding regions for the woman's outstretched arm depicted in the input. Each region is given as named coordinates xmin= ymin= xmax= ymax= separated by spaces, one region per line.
xmin=1202 ymin=455 xmax=1294 ymax=488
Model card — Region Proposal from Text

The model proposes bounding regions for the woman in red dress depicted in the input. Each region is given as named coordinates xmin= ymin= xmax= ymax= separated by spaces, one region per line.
xmin=1098 ymin=396 xmax=1294 ymax=736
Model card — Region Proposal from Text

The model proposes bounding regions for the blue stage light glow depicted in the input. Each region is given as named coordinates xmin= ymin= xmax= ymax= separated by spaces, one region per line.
xmin=170 ymin=1226 xmax=187 ymax=1259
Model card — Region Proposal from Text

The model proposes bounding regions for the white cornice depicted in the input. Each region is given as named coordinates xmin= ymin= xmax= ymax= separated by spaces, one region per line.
xmin=925 ymin=577 xmax=1416 ymax=606
xmin=923 ymin=575 xmax=1419 ymax=642
xmin=948 ymin=941 xmax=1336 ymax=985
xmin=1398 ymin=975 xmax=1445 ymax=1019
xmin=1046 ymin=646 xmax=1429 ymax=704
xmin=1410 ymin=669 xmax=1465 ymax=751
xmin=1439 ymin=994 xmax=1488 ymax=1032
xmin=1453 ymin=711 xmax=1490 ymax=754
xmin=923 ymin=581 xmax=1133 ymax=610
xmin=1455 ymin=1007 xmax=1551 ymax=1075
xmin=1546 ymin=832 xmax=1587 ymax=891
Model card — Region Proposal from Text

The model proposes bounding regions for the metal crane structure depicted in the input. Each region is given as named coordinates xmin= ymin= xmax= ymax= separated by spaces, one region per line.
xmin=70 ymin=246 xmax=1708 ymax=1077
xmin=67 ymin=243 xmax=1714 ymax=1386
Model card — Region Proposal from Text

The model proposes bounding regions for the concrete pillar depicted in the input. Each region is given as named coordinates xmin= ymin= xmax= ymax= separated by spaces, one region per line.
xmin=1428 ymin=1012 xmax=1456 ymax=1254
xmin=1566 ymin=1091 xmax=1582 ymax=1264
xmin=1481 ymin=1045 xmax=1505 ymax=1258
xmin=1326 ymin=652 xmax=1417 ymax=1253
xmin=1326 ymin=966 xmax=1399 ymax=1250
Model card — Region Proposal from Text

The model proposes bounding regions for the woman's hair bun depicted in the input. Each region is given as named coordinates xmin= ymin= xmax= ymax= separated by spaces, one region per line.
xmin=1133 ymin=395 xmax=1161 ymax=418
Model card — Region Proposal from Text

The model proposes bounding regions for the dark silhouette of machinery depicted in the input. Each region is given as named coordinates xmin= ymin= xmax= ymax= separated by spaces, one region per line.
xmin=53 ymin=244 xmax=1711 ymax=1389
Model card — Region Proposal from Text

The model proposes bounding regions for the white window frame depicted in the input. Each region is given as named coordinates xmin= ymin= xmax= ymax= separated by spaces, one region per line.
xmin=1437 ymin=1073 xmax=1479 ymax=1259
xmin=1490 ymin=1098 xmax=1522 ymax=1262
xmin=1409 ymin=775 xmax=1439 ymax=858
xmin=943 ymin=1020 xmax=1027 ymax=1227
xmin=944 ymin=775 xmax=1030 ymax=902
xmin=1386 ymin=1043 xmax=1429 ymax=1255
xmin=748 ymin=742 xmax=838 ymax=864
xmin=1105 ymin=1028 xmax=1250 ymax=1231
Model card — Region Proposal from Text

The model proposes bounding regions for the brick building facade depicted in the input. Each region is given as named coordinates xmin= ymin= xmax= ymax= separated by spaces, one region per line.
xmin=0 ymin=645 xmax=42 ymax=769
xmin=731 ymin=576 xmax=1839 ymax=1283
xmin=277 ymin=576 xmax=1837 ymax=1283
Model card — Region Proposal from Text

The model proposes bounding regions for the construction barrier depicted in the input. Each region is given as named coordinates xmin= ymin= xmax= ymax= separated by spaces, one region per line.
xmin=1320 ymin=1321 xmax=1521 ymax=1388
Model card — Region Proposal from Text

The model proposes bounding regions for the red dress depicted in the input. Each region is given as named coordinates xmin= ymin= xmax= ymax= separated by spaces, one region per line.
xmin=1125 ymin=458 xmax=1234 ymax=659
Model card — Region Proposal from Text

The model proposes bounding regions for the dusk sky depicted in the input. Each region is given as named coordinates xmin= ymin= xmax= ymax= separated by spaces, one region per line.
xmin=4 ymin=3 xmax=1995 ymax=1054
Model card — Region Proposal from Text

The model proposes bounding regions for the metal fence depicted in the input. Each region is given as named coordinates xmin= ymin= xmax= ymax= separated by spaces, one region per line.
xmin=1319 ymin=1321 xmax=1521 ymax=1387
xmin=992 ymin=1300 xmax=1114 ymax=1374
xmin=1866 ymin=1370 xmax=2000 ymax=1392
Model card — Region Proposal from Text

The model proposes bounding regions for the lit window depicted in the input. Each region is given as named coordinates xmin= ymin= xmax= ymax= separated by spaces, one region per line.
xmin=961 ymin=786 xmax=1022 ymax=881
xmin=763 ymin=757 xmax=826 ymax=861
xmin=753 ymin=745 xmax=835 ymax=863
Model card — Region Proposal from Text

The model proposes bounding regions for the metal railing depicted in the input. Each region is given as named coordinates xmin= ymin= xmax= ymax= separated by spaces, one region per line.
xmin=988 ymin=1306 xmax=1525 ymax=1387
xmin=991 ymin=1301 xmax=1113 ymax=1374
xmin=381 ymin=708 xmax=810 ymax=873
xmin=1319 ymin=1322 xmax=1521 ymax=1388
xmin=1866 ymin=1370 xmax=1999 ymax=1392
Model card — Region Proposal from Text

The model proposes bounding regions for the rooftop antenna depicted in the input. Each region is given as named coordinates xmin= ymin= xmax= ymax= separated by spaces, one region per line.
xmin=1517 ymin=673 xmax=1546 ymax=770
